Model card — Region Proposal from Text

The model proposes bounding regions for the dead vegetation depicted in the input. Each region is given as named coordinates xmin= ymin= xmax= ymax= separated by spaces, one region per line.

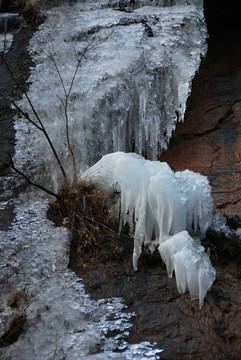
xmin=0 ymin=289 xmax=27 ymax=348
xmin=0 ymin=315 xmax=26 ymax=347
xmin=47 ymin=182 xmax=112 ymax=228
xmin=47 ymin=181 xmax=128 ymax=273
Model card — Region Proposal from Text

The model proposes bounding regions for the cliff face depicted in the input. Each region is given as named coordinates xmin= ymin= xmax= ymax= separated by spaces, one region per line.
xmin=159 ymin=0 xmax=241 ymax=225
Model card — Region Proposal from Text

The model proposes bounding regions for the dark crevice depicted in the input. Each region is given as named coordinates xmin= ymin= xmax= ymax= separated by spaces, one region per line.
xmin=204 ymin=0 xmax=241 ymax=43
xmin=168 ymin=105 xmax=234 ymax=147
xmin=216 ymin=198 xmax=241 ymax=209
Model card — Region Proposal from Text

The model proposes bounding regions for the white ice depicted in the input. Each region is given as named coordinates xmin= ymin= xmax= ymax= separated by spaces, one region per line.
xmin=83 ymin=152 xmax=216 ymax=307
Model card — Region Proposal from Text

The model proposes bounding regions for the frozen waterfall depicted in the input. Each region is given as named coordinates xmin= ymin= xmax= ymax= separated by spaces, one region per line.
xmin=16 ymin=0 xmax=214 ymax=307
xmin=15 ymin=0 xmax=207 ymax=187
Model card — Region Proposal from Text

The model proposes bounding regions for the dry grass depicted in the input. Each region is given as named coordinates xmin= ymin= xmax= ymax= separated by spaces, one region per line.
xmin=0 ymin=315 xmax=26 ymax=347
xmin=48 ymin=182 xmax=114 ymax=229
xmin=47 ymin=181 xmax=123 ymax=272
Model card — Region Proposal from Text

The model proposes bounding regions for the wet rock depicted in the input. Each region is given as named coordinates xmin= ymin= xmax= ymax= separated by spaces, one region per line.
xmin=0 ymin=13 xmax=25 ymax=33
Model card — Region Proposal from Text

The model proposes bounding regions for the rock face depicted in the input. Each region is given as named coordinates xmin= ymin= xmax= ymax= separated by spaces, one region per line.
xmin=159 ymin=0 xmax=241 ymax=225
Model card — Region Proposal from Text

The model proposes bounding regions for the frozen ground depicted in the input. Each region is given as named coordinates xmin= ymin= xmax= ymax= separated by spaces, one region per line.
xmin=0 ymin=190 xmax=162 ymax=359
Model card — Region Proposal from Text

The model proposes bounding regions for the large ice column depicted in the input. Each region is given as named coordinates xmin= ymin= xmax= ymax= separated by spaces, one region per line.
xmin=83 ymin=152 xmax=216 ymax=307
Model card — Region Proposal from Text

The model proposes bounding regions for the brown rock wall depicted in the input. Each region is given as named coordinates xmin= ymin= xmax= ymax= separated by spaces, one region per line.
xmin=159 ymin=3 xmax=241 ymax=223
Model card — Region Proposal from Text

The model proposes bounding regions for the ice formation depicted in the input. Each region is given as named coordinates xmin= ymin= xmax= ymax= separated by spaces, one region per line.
xmin=211 ymin=212 xmax=241 ymax=239
xmin=14 ymin=0 xmax=207 ymax=188
xmin=83 ymin=152 xmax=216 ymax=307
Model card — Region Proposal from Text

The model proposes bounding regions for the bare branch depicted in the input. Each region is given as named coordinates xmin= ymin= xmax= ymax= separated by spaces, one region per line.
xmin=41 ymin=31 xmax=114 ymax=182
xmin=0 ymin=153 xmax=60 ymax=199
xmin=48 ymin=51 xmax=68 ymax=99
xmin=44 ymin=46 xmax=79 ymax=174
xmin=0 ymin=93 xmax=43 ymax=131
xmin=0 ymin=52 xmax=67 ymax=181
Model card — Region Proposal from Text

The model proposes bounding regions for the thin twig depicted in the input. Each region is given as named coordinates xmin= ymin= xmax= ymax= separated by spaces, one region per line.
xmin=0 ymin=153 xmax=60 ymax=199
xmin=45 ymin=31 xmax=114 ymax=180
xmin=75 ymin=212 xmax=118 ymax=235
xmin=0 ymin=93 xmax=43 ymax=131
xmin=0 ymin=51 xmax=67 ymax=181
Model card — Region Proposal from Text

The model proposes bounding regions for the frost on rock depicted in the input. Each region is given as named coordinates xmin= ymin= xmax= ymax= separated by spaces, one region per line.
xmin=211 ymin=212 xmax=241 ymax=239
xmin=83 ymin=152 xmax=216 ymax=307
xmin=14 ymin=0 xmax=207 ymax=189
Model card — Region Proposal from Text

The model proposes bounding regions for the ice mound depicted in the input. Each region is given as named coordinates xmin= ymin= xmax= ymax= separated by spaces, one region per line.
xmin=83 ymin=152 xmax=216 ymax=307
